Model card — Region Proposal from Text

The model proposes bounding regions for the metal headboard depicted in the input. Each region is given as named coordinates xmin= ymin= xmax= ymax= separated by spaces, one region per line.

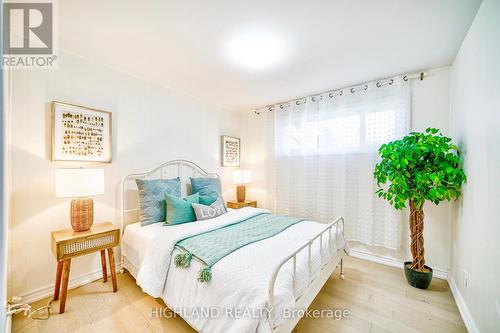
xmin=120 ymin=159 xmax=219 ymax=236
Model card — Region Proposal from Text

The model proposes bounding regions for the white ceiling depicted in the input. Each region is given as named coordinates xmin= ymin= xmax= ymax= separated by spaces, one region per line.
xmin=59 ymin=0 xmax=481 ymax=112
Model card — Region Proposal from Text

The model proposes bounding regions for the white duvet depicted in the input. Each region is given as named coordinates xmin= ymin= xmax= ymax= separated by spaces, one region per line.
xmin=122 ymin=207 xmax=345 ymax=333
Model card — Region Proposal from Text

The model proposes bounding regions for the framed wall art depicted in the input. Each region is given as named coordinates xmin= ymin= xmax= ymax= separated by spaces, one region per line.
xmin=221 ymin=135 xmax=240 ymax=167
xmin=51 ymin=101 xmax=112 ymax=163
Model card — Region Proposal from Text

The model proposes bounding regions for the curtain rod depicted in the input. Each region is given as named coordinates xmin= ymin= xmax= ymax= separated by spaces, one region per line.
xmin=253 ymin=71 xmax=426 ymax=115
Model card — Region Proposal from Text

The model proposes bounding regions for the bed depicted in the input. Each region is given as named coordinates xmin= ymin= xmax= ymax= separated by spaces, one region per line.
xmin=120 ymin=160 xmax=348 ymax=333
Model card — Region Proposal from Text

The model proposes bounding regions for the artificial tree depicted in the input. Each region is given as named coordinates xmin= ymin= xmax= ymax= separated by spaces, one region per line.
xmin=374 ymin=128 xmax=466 ymax=272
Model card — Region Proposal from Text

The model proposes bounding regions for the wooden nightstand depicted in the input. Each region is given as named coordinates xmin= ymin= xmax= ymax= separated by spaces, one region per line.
xmin=51 ymin=222 xmax=120 ymax=314
xmin=227 ymin=200 xmax=257 ymax=209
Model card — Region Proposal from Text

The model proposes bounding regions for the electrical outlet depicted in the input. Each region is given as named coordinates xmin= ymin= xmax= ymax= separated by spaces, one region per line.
xmin=462 ymin=269 xmax=468 ymax=288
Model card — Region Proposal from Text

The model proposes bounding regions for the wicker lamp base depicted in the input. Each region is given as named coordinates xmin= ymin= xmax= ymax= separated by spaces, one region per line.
xmin=70 ymin=198 xmax=94 ymax=232
xmin=236 ymin=185 xmax=246 ymax=202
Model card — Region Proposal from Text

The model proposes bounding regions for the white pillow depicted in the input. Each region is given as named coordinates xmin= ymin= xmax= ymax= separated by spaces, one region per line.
xmin=191 ymin=198 xmax=227 ymax=221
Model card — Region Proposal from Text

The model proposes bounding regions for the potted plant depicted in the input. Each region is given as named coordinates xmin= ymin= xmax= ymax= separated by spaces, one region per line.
xmin=373 ymin=128 xmax=466 ymax=289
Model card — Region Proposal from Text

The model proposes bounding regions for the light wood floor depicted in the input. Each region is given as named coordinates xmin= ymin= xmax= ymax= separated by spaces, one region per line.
xmin=13 ymin=256 xmax=466 ymax=333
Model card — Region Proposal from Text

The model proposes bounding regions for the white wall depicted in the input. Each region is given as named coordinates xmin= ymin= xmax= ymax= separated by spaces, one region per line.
xmin=8 ymin=51 xmax=240 ymax=299
xmin=449 ymin=0 xmax=500 ymax=331
xmin=241 ymin=67 xmax=453 ymax=273
xmin=239 ymin=113 xmax=270 ymax=208
xmin=1 ymin=18 xmax=9 ymax=329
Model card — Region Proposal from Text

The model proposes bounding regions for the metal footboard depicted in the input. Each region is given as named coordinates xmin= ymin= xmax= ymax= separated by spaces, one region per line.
xmin=267 ymin=217 xmax=346 ymax=330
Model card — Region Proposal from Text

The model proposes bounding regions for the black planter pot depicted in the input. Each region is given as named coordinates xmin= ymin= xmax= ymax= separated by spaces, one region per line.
xmin=404 ymin=261 xmax=433 ymax=289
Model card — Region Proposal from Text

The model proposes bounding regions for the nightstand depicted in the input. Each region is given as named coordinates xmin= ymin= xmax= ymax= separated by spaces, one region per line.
xmin=227 ymin=200 xmax=257 ymax=209
xmin=51 ymin=222 xmax=120 ymax=313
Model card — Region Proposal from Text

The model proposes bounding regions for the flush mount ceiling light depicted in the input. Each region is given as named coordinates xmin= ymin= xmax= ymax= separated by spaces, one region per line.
xmin=225 ymin=33 xmax=285 ymax=69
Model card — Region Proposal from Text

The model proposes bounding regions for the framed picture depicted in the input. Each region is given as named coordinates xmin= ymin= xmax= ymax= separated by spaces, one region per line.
xmin=221 ymin=135 xmax=240 ymax=167
xmin=52 ymin=101 xmax=112 ymax=163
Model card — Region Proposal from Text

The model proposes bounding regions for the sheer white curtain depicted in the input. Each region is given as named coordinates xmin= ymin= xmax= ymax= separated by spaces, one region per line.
xmin=266 ymin=78 xmax=410 ymax=249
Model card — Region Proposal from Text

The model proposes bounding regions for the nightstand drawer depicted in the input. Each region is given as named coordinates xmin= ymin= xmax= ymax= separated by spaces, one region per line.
xmin=52 ymin=223 xmax=120 ymax=261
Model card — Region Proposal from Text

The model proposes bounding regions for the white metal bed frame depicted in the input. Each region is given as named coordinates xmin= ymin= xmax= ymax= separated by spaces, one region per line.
xmin=120 ymin=159 xmax=347 ymax=333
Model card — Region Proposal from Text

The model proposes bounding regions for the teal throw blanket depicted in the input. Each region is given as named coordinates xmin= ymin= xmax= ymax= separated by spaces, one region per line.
xmin=174 ymin=213 xmax=303 ymax=283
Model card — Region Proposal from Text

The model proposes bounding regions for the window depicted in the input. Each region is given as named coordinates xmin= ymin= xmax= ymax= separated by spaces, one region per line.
xmin=269 ymin=79 xmax=410 ymax=249
xmin=366 ymin=110 xmax=396 ymax=144
xmin=280 ymin=110 xmax=399 ymax=156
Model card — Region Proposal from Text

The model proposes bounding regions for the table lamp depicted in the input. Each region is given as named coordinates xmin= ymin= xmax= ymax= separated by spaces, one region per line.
xmin=232 ymin=169 xmax=252 ymax=202
xmin=56 ymin=168 xmax=104 ymax=232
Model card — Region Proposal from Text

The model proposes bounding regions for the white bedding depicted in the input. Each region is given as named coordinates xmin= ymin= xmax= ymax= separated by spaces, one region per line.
xmin=122 ymin=207 xmax=345 ymax=333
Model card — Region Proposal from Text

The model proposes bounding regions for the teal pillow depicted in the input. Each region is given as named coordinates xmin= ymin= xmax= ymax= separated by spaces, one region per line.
xmin=164 ymin=193 xmax=200 ymax=225
xmin=199 ymin=191 xmax=220 ymax=206
xmin=190 ymin=177 xmax=222 ymax=196
xmin=136 ymin=177 xmax=181 ymax=226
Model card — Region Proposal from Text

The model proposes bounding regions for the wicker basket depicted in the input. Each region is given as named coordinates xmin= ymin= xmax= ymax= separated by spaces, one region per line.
xmin=70 ymin=198 xmax=94 ymax=231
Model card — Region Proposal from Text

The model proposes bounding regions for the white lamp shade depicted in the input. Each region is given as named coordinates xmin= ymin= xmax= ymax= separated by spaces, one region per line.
xmin=233 ymin=169 xmax=252 ymax=184
xmin=55 ymin=169 xmax=104 ymax=198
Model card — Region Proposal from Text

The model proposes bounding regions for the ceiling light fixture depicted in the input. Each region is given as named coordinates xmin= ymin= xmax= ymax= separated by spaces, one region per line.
xmin=225 ymin=33 xmax=285 ymax=69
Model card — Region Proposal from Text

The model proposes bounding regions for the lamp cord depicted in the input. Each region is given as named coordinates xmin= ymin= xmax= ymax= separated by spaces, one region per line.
xmin=7 ymin=297 xmax=53 ymax=320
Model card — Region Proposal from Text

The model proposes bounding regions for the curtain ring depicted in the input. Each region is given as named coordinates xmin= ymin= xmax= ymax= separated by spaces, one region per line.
xmin=350 ymin=88 xmax=355 ymax=93
xmin=339 ymin=90 xmax=343 ymax=96
xmin=364 ymin=84 xmax=368 ymax=90
xmin=376 ymin=82 xmax=381 ymax=88
xmin=268 ymin=106 xmax=273 ymax=112
xmin=329 ymin=92 xmax=333 ymax=98
xmin=389 ymin=79 xmax=394 ymax=85
xmin=403 ymin=75 xmax=408 ymax=81
xmin=311 ymin=96 xmax=316 ymax=102
xmin=296 ymin=100 xmax=300 ymax=106
xmin=280 ymin=104 xmax=284 ymax=109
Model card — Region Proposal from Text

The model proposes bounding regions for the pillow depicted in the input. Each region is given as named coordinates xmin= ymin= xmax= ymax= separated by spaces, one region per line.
xmin=192 ymin=198 xmax=227 ymax=221
xmin=190 ymin=177 xmax=222 ymax=196
xmin=136 ymin=177 xmax=181 ymax=226
xmin=199 ymin=191 xmax=220 ymax=206
xmin=164 ymin=192 xmax=200 ymax=225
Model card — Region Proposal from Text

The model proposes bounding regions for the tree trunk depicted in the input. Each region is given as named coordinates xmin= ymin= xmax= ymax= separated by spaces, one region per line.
xmin=409 ymin=200 xmax=425 ymax=271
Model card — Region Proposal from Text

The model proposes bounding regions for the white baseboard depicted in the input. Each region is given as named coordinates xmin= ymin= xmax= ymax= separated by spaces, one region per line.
xmin=448 ymin=276 xmax=479 ymax=333
xmin=349 ymin=248 xmax=448 ymax=280
xmin=17 ymin=263 xmax=121 ymax=305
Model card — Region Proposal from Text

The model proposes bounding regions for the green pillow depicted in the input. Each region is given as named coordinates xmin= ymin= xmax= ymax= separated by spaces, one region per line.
xmin=164 ymin=193 xmax=200 ymax=225
xmin=199 ymin=191 xmax=220 ymax=206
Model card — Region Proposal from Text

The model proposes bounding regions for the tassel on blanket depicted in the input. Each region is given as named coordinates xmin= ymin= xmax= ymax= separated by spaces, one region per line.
xmin=198 ymin=266 xmax=212 ymax=283
xmin=174 ymin=252 xmax=192 ymax=268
